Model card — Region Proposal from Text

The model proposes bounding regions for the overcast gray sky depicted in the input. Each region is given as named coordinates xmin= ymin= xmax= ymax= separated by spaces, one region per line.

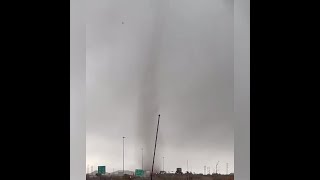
xmin=86 ymin=0 xmax=234 ymax=174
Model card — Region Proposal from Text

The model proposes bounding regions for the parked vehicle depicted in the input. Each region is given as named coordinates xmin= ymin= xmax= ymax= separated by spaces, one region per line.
xmin=175 ymin=168 xmax=183 ymax=174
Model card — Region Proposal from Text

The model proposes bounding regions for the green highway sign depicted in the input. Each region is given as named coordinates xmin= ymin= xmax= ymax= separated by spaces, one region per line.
xmin=98 ymin=166 xmax=106 ymax=174
xmin=135 ymin=169 xmax=144 ymax=177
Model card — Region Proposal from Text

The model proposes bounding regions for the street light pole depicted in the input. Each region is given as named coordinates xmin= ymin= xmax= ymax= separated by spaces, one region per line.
xmin=216 ymin=161 xmax=219 ymax=174
xmin=162 ymin=157 xmax=165 ymax=172
xmin=123 ymin=137 xmax=126 ymax=175
xmin=142 ymin=148 xmax=144 ymax=170
xmin=187 ymin=160 xmax=188 ymax=173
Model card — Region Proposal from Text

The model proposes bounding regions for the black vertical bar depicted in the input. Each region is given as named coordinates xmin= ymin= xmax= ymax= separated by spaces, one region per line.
xmin=151 ymin=114 xmax=160 ymax=180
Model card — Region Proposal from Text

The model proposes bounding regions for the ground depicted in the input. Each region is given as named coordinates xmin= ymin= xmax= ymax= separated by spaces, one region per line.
xmin=86 ymin=174 xmax=234 ymax=180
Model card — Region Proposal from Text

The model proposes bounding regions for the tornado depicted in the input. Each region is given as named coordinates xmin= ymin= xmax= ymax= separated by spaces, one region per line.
xmin=135 ymin=0 xmax=169 ymax=173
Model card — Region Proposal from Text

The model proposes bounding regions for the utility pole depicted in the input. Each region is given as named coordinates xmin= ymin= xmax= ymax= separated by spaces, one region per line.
xmin=204 ymin=166 xmax=206 ymax=175
xmin=123 ymin=137 xmax=126 ymax=175
xmin=151 ymin=114 xmax=160 ymax=180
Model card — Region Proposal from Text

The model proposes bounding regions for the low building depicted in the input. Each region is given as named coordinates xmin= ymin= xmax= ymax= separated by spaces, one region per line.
xmin=111 ymin=170 xmax=134 ymax=176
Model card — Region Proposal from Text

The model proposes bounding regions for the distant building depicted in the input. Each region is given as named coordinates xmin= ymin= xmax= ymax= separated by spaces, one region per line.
xmin=90 ymin=170 xmax=98 ymax=175
xmin=111 ymin=170 xmax=134 ymax=176
xmin=143 ymin=170 xmax=151 ymax=177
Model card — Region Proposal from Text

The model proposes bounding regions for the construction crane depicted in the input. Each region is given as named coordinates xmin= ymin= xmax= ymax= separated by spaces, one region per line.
xmin=151 ymin=114 xmax=160 ymax=180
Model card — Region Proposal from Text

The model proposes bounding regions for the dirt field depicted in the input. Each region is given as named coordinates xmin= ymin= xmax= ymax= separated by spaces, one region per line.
xmin=86 ymin=174 xmax=234 ymax=180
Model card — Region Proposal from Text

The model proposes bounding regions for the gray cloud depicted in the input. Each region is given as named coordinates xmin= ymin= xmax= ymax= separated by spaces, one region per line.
xmin=86 ymin=0 xmax=234 ymax=174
